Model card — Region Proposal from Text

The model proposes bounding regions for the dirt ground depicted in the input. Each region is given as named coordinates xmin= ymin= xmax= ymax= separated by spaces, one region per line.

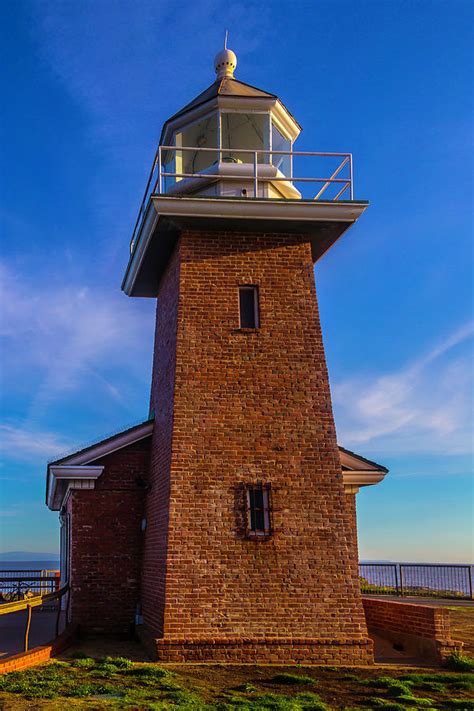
xmin=0 ymin=605 xmax=472 ymax=710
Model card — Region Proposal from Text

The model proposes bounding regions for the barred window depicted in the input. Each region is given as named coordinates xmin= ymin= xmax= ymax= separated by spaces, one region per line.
xmin=246 ymin=483 xmax=272 ymax=537
xmin=239 ymin=286 xmax=259 ymax=329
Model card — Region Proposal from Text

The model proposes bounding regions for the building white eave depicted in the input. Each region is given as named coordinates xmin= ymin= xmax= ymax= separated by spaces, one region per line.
xmin=122 ymin=196 xmax=369 ymax=297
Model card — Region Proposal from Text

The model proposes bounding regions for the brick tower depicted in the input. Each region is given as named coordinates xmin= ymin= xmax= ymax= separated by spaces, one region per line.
xmin=122 ymin=43 xmax=374 ymax=663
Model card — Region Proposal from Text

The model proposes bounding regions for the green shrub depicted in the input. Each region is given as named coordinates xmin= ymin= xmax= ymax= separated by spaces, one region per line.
xmin=445 ymin=652 xmax=474 ymax=671
xmin=73 ymin=657 xmax=96 ymax=669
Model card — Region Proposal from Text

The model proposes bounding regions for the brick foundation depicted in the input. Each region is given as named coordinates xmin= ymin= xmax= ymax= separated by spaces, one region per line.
xmin=136 ymin=626 xmax=373 ymax=664
xmin=363 ymin=597 xmax=463 ymax=663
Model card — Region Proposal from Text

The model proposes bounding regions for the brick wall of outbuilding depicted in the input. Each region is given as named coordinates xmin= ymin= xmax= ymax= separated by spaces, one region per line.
xmin=68 ymin=438 xmax=150 ymax=632
xmin=363 ymin=597 xmax=463 ymax=663
xmin=144 ymin=230 xmax=372 ymax=663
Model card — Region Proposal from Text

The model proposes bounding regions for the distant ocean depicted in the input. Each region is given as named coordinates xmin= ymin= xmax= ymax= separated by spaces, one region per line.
xmin=0 ymin=561 xmax=59 ymax=571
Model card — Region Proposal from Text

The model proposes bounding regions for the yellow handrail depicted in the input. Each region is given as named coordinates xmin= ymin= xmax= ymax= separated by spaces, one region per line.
xmin=0 ymin=585 xmax=69 ymax=652
xmin=0 ymin=585 xmax=68 ymax=616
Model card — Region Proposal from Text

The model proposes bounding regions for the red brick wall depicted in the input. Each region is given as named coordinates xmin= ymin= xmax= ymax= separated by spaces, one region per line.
xmin=363 ymin=598 xmax=462 ymax=662
xmin=68 ymin=439 xmax=150 ymax=632
xmin=144 ymin=230 xmax=370 ymax=662
xmin=344 ymin=493 xmax=359 ymax=574
xmin=141 ymin=246 xmax=181 ymax=636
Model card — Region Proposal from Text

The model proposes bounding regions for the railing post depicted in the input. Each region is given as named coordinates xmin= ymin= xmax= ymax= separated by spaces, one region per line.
xmin=399 ymin=564 xmax=404 ymax=597
xmin=349 ymin=154 xmax=353 ymax=200
xmin=55 ymin=596 xmax=61 ymax=638
xmin=469 ymin=565 xmax=473 ymax=600
xmin=24 ymin=604 xmax=32 ymax=652
xmin=253 ymin=151 xmax=258 ymax=197
xmin=66 ymin=587 xmax=71 ymax=625
xmin=158 ymin=146 xmax=163 ymax=195
xmin=394 ymin=564 xmax=400 ymax=596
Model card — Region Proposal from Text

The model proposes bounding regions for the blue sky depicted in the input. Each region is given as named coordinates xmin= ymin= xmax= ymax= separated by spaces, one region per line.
xmin=1 ymin=0 xmax=472 ymax=562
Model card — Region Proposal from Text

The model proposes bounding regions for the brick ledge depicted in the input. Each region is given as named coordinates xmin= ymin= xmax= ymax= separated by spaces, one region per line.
xmin=0 ymin=625 xmax=77 ymax=674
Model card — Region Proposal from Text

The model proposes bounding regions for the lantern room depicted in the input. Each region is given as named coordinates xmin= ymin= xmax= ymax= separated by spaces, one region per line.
xmin=158 ymin=44 xmax=301 ymax=199
xmin=123 ymin=41 xmax=367 ymax=297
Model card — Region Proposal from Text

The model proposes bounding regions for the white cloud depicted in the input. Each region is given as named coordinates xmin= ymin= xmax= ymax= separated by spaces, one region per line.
xmin=0 ymin=261 xmax=154 ymax=417
xmin=333 ymin=322 xmax=474 ymax=456
xmin=0 ymin=425 xmax=71 ymax=462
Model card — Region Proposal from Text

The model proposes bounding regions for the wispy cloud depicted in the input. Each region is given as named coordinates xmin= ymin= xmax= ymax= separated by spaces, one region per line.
xmin=0 ymin=261 xmax=154 ymax=418
xmin=0 ymin=425 xmax=71 ymax=462
xmin=333 ymin=322 xmax=474 ymax=456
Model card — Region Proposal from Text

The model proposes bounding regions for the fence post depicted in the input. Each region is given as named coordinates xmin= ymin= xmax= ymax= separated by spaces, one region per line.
xmin=399 ymin=565 xmax=404 ymax=597
xmin=253 ymin=151 xmax=258 ymax=197
xmin=394 ymin=564 xmax=400 ymax=596
xmin=469 ymin=566 xmax=473 ymax=601
xmin=158 ymin=146 xmax=163 ymax=195
xmin=24 ymin=604 xmax=32 ymax=652
xmin=55 ymin=596 xmax=61 ymax=638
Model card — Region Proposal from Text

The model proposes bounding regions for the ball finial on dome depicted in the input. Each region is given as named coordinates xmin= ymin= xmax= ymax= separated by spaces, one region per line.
xmin=214 ymin=31 xmax=237 ymax=79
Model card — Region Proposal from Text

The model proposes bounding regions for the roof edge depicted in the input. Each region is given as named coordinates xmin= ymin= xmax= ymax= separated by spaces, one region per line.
xmin=338 ymin=445 xmax=389 ymax=473
xmin=46 ymin=418 xmax=154 ymax=506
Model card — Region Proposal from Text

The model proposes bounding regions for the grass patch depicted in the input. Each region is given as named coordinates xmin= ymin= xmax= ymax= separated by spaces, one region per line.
xmin=72 ymin=656 xmax=96 ymax=669
xmin=268 ymin=673 xmax=316 ymax=686
xmin=99 ymin=655 xmax=134 ymax=669
xmin=365 ymin=677 xmax=415 ymax=698
xmin=0 ymin=662 xmax=114 ymax=700
xmin=0 ymin=659 xmax=473 ymax=709
xmin=125 ymin=664 xmax=170 ymax=679
xmin=221 ymin=692 xmax=329 ymax=710
xmin=395 ymin=696 xmax=434 ymax=707
xmin=371 ymin=701 xmax=409 ymax=711
xmin=233 ymin=682 xmax=258 ymax=693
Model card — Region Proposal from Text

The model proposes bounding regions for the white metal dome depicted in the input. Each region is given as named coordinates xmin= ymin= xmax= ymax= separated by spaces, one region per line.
xmin=214 ymin=32 xmax=237 ymax=79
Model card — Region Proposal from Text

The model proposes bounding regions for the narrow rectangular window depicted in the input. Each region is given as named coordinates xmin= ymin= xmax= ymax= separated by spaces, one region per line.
xmin=246 ymin=483 xmax=272 ymax=537
xmin=239 ymin=286 xmax=259 ymax=329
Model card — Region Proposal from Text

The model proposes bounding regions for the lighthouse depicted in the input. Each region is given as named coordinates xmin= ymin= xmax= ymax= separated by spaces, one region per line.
xmin=46 ymin=42 xmax=388 ymax=664
xmin=123 ymin=43 xmax=377 ymax=664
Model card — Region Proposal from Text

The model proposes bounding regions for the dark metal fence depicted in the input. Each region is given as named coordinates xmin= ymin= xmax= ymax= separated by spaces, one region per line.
xmin=0 ymin=570 xmax=60 ymax=603
xmin=359 ymin=563 xmax=473 ymax=599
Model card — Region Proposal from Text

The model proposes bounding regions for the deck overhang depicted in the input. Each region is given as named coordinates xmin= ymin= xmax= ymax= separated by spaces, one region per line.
xmin=122 ymin=196 xmax=369 ymax=297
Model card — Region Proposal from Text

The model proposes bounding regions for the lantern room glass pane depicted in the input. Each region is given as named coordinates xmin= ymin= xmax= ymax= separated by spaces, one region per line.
xmin=221 ymin=113 xmax=268 ymax=164
xmin=271 ymin=123 xmax=291 ymax=176
xmin=173 ymin=113 xmax=218 ymax=182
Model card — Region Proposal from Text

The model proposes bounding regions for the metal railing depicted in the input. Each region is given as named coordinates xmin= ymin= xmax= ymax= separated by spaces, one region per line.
xmin=130 ymin=145 xmax=354 ymax=254
xmin=0 ymin=585 xmax=69 ymax=652
xmin=359 ymin=563 xmax=474 ymax=600
xmin=0 ymin=570 xmax=60 ymax=602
